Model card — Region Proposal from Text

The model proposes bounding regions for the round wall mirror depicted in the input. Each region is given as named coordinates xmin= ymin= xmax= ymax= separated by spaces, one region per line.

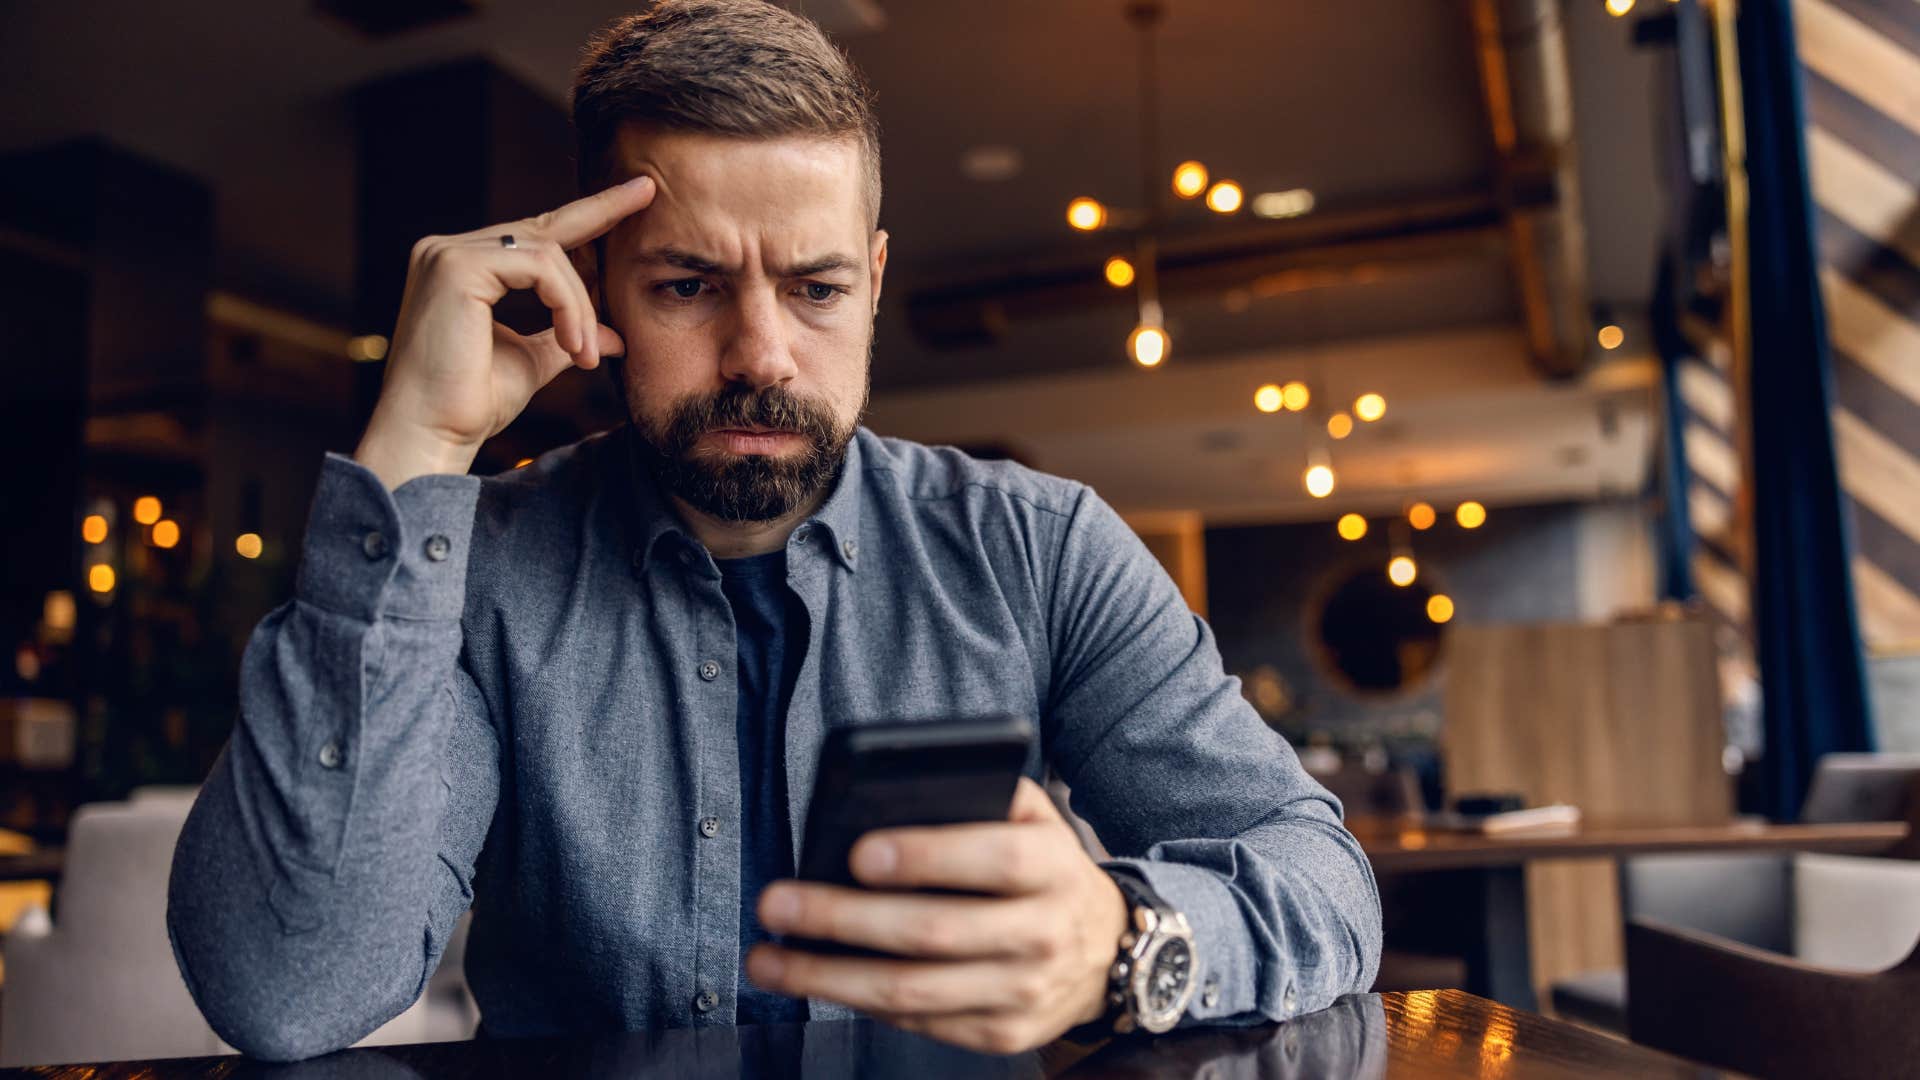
xmin=1313 ymin=564 xmax=1445 ymax=696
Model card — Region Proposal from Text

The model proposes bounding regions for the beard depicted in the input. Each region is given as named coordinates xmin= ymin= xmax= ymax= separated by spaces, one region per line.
xmin=634 ymin=381 xmax=858 ymax=524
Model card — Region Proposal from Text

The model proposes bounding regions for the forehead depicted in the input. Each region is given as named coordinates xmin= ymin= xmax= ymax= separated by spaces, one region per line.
xmin=604 ymin=126 xmax=869 ymax=263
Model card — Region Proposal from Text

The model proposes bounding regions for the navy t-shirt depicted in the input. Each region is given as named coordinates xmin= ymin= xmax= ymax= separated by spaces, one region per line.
xmin=716 ymin=550 xmax=812 ymax=1025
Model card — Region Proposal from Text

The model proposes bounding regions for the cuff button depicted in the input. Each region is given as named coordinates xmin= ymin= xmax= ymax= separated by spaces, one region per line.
xmin=424 ymin=534 xmax=452 ymax=562
xmin=318 ymin=741 xmax=344 ymax=769
xmin=361 ymin=530 xmax=390 ymax=560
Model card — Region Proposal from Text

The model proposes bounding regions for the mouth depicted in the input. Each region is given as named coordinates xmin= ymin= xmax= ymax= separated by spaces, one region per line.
xmin=701 ymin=427 xmax=806 ymax=455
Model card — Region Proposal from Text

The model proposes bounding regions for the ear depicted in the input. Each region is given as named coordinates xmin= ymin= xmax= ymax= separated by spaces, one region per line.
xmin=868 ymin=228 xmax=889 ymax=315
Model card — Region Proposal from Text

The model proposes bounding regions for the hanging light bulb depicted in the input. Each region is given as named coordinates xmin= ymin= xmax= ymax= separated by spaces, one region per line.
xmin=1172 ymin=161 xmax=1209 ymax=199
xmin=1355 ymin=393 xmax=1387 ymax=422
xmin=1456 ymin=501 xmax=1488 ymax=529
xmin=1303 ymin=447 xmax=1335 ymax=498
xmin=1388 ymin=555 xmax=1418 ymax=587
xmin=89 ymin=564 xmax=116 ymax=593
xmin=1597 ymin=324 xmax=1625 ymax=350
xmin=1280 ymin=381 xmax=1311 ymax=412
xmin=1205 ymin=181 xmax=1243 ymax=214
xmin=151 ymin=520 xmax=181 ymax=549
xmin=1066 ymin=197 xmax=1108 ymax=231
xmin=1408 ymin=502 xmax=1437 ymax=530
xmin=1327 ymin=412 xmax=1354 ymax=440
xmin=1427 ymin=594 xmax=1455 ymax=624
xmin=1337 ymin=513 xmax=1368 ymax=541
xmin=1254 ymin=384 xmax=1285 ymax=413
xmin=1104 ymin=256 xmax=1136 ymax=288
xmin=1130 ymin=299 xmax=1169 ymax=368
xmin=1606 ymin=0 xmax=1635 ymax=15
xmin=1130 ymin=325 xmax=1168 ymax=367
xmin=82 ymin=515 xmax=109 ymax=544
xmin=133 ymin=496 xmax=163 ymax=526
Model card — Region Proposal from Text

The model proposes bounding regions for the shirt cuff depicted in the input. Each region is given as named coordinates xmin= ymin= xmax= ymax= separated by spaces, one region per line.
xmin=1103 ymin=856 xmax=1278 ymax=1026
xmin=294 ymin=452 xmax=482 ymax=622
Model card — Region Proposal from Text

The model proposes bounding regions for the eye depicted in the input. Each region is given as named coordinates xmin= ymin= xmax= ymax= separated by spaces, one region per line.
xmin=658 ymin=279 xmax=709 ymax=301
xmin=801 ymin=282 xmax=847 ymax=305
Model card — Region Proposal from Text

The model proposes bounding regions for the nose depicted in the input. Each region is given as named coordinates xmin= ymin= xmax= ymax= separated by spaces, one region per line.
xmin=719 ymin=285 xmax=799 ymax=390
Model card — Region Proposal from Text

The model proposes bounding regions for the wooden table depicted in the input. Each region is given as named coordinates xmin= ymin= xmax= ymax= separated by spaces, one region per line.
xmin=0 ymin=990 xmax=1727 ymax=1078
xmin=1352 ymin=815 xmax=1911 ymax=1011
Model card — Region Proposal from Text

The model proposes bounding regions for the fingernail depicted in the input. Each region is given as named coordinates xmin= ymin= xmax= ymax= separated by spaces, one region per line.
xmin=855 ymin=837 xmax=897 ymax=880
xmin=762 ymin=885 xmax=799 ymax=928
xmin=624 ymin=174 xmax=652 ymax=189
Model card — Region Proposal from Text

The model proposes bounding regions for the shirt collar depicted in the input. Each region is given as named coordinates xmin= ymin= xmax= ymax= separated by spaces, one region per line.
xmin=618 ymin=423 xmax=865 ymax=575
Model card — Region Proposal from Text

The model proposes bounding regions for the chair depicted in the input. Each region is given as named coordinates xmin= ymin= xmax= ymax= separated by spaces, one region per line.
xmin=1549 ymin=753 xmax=1920 ymax=1032
xmin=1626 ymin=917 xmax=1920 ymax=1079
xmin=0 ymin=793 xmax=478 ymax=1066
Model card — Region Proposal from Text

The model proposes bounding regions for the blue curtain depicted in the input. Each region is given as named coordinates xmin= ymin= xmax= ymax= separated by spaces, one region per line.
xmin=1737 ymin=0 xmax=1875 ymax=819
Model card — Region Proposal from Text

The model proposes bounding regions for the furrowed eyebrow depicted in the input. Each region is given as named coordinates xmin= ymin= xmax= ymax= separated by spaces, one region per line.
xmin=632 ymin=246 xmax=861 ymax=279
xmin=634 ymin=246 xmax=728 ymax=275
xmin=778 ymin=254 xmax=862 ymax=278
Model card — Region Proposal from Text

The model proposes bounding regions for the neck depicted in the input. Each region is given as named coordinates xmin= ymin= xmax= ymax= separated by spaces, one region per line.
xmin=670 ymin=486 xmax=830 ymax=559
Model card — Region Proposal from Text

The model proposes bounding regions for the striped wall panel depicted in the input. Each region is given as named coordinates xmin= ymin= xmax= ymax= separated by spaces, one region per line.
xmin=1797 ymin=0 xmax=1920 ymax=650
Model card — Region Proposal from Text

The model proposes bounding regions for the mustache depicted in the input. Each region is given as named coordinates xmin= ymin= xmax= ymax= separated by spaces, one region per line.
xmin=662 ymin=384 xmax=839 ymax=449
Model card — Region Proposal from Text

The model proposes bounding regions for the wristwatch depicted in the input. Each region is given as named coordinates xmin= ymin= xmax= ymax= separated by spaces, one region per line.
xmin=1100 ymin=868 xmax=1198 ymax=1034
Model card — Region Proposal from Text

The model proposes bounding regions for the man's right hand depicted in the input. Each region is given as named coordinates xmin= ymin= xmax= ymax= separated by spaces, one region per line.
xmin=353 ymin=175 xmax=655 ymax=490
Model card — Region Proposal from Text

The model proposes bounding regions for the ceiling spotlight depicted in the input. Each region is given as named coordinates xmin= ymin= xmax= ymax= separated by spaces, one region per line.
xmin=1067 ymin=197 xmax=1108 ymax=231
xmin=1104 ymin=256 xmax=1137 ymax=288
xmin=1172 ymin=161 xmax=1209 ymax=199
xmin=1205 ymin=181 xmax=1243 ymax=214
xmin=1606 ymin=0 xmax=1635 ymax=14
xmin=1251 ymin=188 xmax=1316 ymax=219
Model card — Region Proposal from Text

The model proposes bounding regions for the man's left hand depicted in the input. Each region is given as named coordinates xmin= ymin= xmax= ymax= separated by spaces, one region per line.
xmin=746 ymin=777 xmax=1129 ymax=1055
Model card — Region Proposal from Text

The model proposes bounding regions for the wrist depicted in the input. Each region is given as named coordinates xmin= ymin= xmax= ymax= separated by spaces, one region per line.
xmin=354 ymin=411 xmax=480 ymax=491
xmin=1076 ymin=871 xmax=1133 ymax=1025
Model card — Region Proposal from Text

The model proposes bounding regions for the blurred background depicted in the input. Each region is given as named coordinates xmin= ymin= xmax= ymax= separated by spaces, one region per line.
xmin=2 ymin=0 xmax=1919 ymax=1071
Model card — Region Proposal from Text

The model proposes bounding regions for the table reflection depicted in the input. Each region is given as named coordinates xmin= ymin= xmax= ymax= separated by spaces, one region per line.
xmin=218 ymin=997 xmax=1388 ymax=1080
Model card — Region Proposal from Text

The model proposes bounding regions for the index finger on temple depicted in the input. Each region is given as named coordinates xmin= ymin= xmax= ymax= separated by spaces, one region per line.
xmin=534 ymin=174 xmax=655 ymax=250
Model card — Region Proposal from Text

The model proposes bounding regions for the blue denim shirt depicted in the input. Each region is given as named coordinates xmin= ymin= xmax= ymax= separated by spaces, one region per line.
xmin=166 ymin=424 xmax=1381 ymax=1061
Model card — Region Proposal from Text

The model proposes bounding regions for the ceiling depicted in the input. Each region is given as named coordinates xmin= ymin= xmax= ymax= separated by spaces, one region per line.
xmin=0 ymin=0 xmax=1676 ymax=520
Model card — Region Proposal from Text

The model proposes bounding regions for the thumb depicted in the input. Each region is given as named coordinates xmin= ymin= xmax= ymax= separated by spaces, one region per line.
xmin=1009 ymin=776 xmax=1065 ymax=825
xmin=594 ymin=322 xmax=626 ymax=363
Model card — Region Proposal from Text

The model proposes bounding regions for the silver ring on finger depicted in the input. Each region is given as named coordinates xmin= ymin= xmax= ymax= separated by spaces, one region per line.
xmin=499 ymin=234 xmax=517 ymax=249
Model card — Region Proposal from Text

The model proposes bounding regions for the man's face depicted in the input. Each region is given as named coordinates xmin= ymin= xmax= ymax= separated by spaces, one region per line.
xmin=597 ymin=126 xmax=887 ymax=523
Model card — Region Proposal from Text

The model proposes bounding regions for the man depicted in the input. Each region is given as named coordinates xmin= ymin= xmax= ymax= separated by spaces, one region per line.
xmin=167 ymin=0 xmax=1380 ymax=1061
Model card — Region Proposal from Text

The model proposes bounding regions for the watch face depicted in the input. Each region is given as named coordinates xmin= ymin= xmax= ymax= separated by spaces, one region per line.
xmin=1143 ymin=936 xmax=1194 ymax=1018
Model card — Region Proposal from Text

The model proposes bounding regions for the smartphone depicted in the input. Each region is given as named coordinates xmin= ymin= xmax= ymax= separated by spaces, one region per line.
xmin=795 ymin=716 xmax=1035 ymax=890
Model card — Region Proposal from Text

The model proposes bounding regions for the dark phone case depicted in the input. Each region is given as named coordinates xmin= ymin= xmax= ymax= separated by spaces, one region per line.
xmin=796 ymin=716 xmax=1034 ymax=888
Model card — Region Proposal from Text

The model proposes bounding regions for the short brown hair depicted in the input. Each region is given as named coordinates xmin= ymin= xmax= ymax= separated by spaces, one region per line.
xmin=572 ymin=0 xmax=882 ymax=227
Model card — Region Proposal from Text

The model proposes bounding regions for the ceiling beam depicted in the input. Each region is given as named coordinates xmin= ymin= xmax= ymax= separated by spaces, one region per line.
xmin=905 ymin=188 xmax=1546 ymax=349
xmin=1466 ymin=0 xmax=1595 ymax=379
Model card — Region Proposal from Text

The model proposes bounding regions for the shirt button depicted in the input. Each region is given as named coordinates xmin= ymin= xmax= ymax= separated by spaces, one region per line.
xmin=361 ymin=530 xmax=390 ymax=560
xmin=1201 ymin=977 xmax=1220 ymax=1010
xmin=1282 ymin=984 xmax=1298 ymax=1014
xmin=793 ymin=525 xmax=812 ymax=542
xmin=423 ymin=534 xmax=451 ymax=562
xmin=698 ymin=659 xmax=721 ymax=682
xmin=698 ymin=816 xmax=720 ymax=838
xmin=693 ymin=989 xmax=719 ymax=1014
xmin=842 ymin=539 xmax=858 ymax=560
xmin=317 ymin=741 xmax=343 ymax=769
